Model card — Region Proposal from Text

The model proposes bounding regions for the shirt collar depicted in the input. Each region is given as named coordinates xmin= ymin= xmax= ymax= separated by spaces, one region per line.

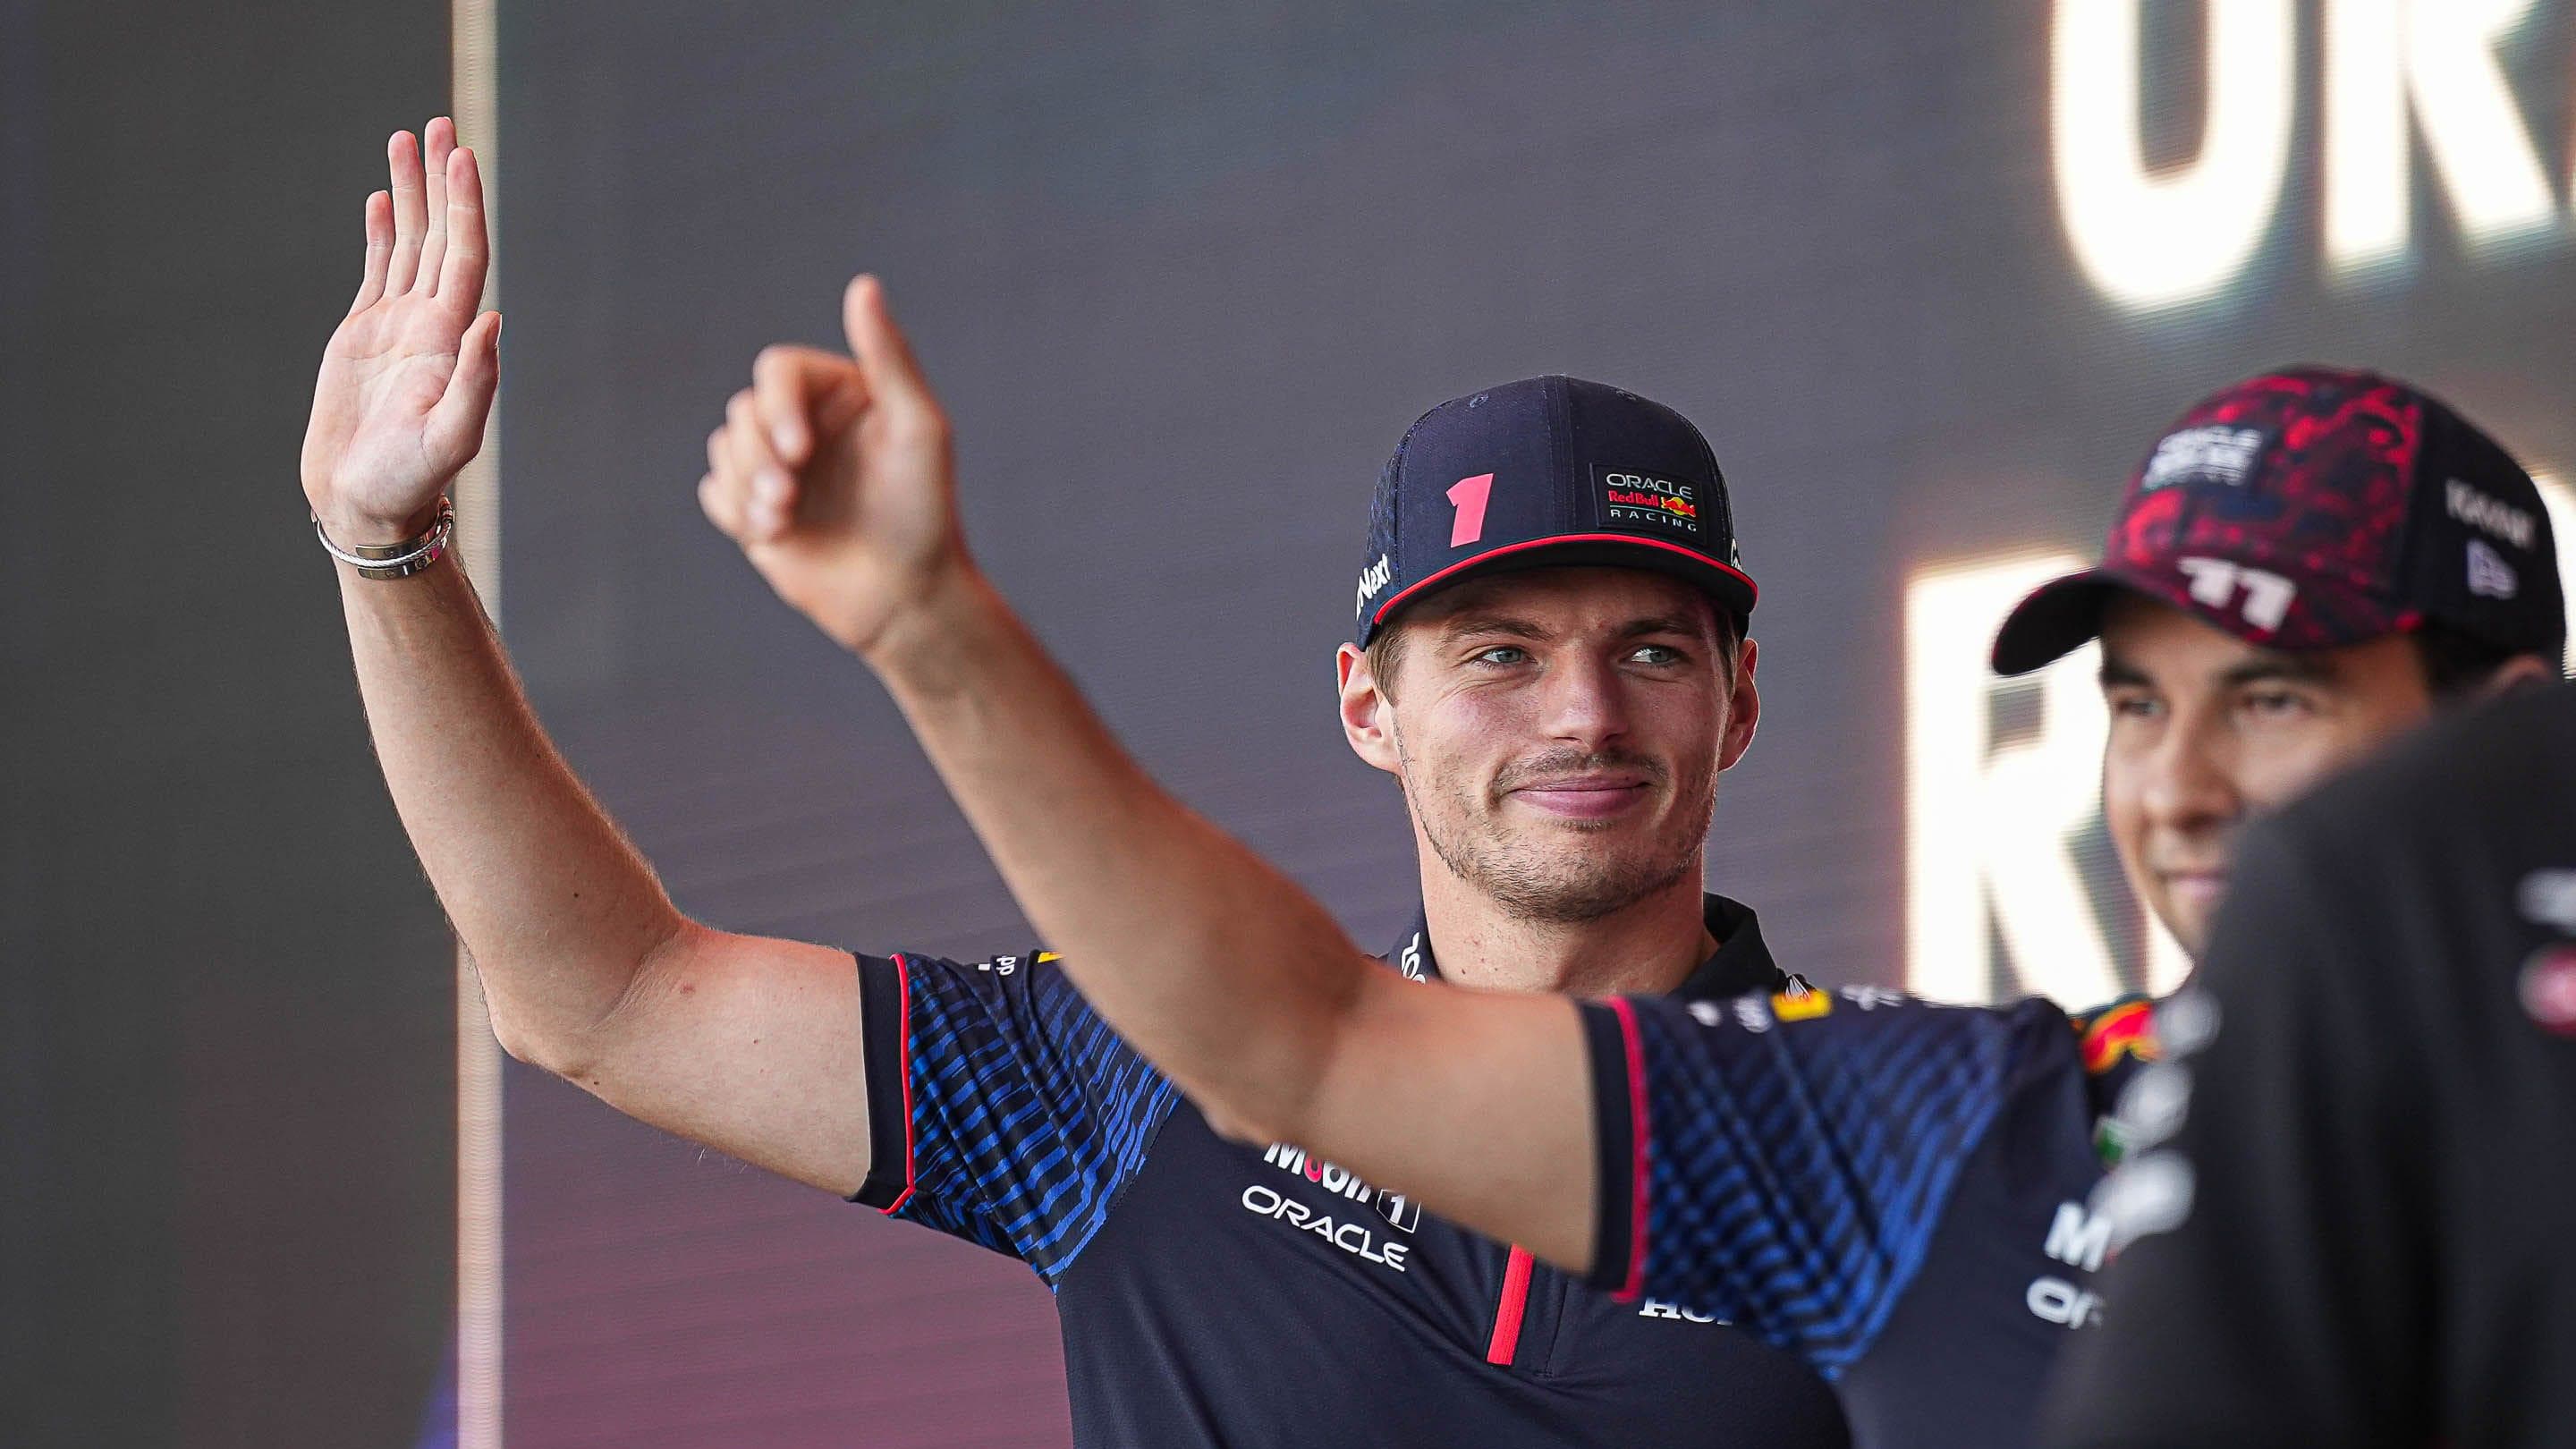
xmin=1386 ymin=894 xmax=1791 ymax=1002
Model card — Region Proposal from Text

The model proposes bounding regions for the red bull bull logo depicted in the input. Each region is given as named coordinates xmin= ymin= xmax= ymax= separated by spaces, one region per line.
xmin=2078 ymin=1000 xmax=2159 ymax=1075
xmin=1604 ymin=487 xmax=1699 ymax=520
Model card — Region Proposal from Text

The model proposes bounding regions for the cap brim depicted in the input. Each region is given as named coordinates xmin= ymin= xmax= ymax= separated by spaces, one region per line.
xmin=1990 ymin=570 xmax=2123 ymax=676
xmin=1371 ymin=534 xmax=1759 ymax=640
xmin=1992 ymin=561 xmax=2415 ymax=675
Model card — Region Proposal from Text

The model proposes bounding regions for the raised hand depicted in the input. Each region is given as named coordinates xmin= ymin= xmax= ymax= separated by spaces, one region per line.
xmin=301 ymin=118 xmax=501 ymax=547
xmin=699 ymin=276 xmax=969 ymax=656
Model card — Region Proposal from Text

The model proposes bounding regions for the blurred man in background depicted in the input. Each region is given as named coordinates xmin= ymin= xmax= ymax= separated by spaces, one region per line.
xmin=304 ymin=119 xmax=1846 ymax=1448
xmin=2043 ymin=679 xmax=2576 ymax=1447
xmin=1990 ymin=366 xmax=2566 ymax=963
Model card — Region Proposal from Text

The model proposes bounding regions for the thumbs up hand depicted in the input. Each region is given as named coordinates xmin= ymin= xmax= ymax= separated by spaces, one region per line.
xmin=699 ymin=275 xmax=970 ymax=657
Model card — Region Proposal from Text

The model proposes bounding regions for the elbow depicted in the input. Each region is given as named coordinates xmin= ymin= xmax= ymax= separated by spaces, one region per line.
xmin=480 ymin=997 xmax=594 ymax=1078
xmin=466 ymin=917 xmax=696 ymax=1082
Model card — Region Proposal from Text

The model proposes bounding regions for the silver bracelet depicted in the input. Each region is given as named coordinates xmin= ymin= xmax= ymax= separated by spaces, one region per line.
xmin=314 ymin=498 xmax=455 ymax=580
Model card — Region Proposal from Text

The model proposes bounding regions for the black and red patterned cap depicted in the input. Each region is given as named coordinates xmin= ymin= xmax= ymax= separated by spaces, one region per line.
xmin=1992 ymin=366 xmax=2564 ymax=676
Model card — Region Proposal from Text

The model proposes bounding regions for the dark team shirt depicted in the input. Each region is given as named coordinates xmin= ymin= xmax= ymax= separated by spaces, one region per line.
xmin=1575 ymin=981 xmax=2155 ymax=1448
xmin=849 ymin=895 xmax=1851 ymax=1449
xmin=2044 ymin=682 xmax=2576 ymax=1448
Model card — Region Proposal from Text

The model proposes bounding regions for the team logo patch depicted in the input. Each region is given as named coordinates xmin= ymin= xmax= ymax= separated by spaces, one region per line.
xmin=2140 ymin=425 xmax=2266 ymax=493
xmin=1593 ymin=464 xmax=1704 ymax=540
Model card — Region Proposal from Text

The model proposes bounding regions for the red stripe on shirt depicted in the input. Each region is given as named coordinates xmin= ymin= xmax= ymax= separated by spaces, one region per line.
xmin=879 ymin=953 xmax=919 ymax=1216
xmin=1608 ymin=996 xmax=1651 ymax=1301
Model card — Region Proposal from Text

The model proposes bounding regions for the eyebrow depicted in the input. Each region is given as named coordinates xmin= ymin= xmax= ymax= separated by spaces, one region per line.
xmin=2097 ymin=656 xmax=2149 ymax=689
xmin=1434 ymin=614 xmax=1551 ymax=644
xmin=1434 ymin=613 xmax=1716 ymax=646
xmin=1616 ymin=614 xmax=1713 ymax=640
xmin=2217 ymin=654 xmax=2337 ymax=687
xmin=2098 ymin=650 xmax=2338 ymax=689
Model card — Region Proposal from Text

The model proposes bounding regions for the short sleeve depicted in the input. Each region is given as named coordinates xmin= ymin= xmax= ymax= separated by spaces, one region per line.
xmin=851 ymin=950 xmax=1181 ymax=1285
xmin=1580 ymin=987 xmax=2035 ymax=1374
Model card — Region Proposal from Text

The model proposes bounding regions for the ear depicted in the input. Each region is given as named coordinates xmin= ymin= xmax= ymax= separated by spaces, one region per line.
xmin=2478 ymin=651 xmax=2563 ymax=699
xmin=1338 ymin=643 xmax=1403 ymax=776
xmin=1717 ymin=636 xmax=1760 ymax=771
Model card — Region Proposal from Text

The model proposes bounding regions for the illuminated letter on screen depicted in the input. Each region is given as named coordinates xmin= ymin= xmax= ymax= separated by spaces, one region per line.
xmin=2052 ymin=0 xmax=2296 ymax=309
xmin=2326 ymin=0 xmax=2558 ymax=275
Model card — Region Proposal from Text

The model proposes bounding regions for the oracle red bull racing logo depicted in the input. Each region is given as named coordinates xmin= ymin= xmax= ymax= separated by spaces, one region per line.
xmin=1596 ymin=469 xmax=1703 ymax=537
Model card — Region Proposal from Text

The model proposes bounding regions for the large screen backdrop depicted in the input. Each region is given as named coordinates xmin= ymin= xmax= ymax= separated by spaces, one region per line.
xmin=494 ymin=3 xmax=2576 ymax=1444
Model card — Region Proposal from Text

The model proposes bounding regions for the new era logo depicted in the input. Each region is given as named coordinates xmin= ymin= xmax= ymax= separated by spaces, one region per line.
xmin=2468 ymin=539 xmax=2521 ymax=600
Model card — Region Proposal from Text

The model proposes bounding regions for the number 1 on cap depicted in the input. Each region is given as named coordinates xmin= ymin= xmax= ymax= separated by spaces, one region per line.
xmin=1448 ymin=473 xmax=1495 ymax=547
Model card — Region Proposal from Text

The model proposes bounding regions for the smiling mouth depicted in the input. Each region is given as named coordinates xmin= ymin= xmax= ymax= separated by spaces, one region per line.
xmin=1507 ymin=777 xmax=1653 ymax=818
xmin=2161 ymin=869 xmax=2229 ymax=899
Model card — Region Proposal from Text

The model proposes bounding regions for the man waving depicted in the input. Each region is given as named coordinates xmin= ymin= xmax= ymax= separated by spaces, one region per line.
xmin=306 ymin=122 xmax=1845 ymax=1447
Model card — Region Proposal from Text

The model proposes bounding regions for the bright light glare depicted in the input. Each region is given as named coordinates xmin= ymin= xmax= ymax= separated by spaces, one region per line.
xmin=1905 ymin=554 xmax=2190 ymax=1008
xmin=2538 ymin=473 xmax=2575 ymax=675
xmin=2325 ymin=0 xmax=2410 ymax=272
xmin=2326 ymin=0 xmax=2560 ymax=274
xmin=2053 ymin=0 xmax=2297 ymax=309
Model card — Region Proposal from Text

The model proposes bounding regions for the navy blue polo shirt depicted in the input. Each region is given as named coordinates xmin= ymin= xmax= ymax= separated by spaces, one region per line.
xmin=1577 ymin=986 xmax=2155 ymax=1448
xmin=851 ymin=895 xmax=1850 ymax=1448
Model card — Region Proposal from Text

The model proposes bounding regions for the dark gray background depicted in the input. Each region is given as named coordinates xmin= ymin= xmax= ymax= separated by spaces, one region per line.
xmin=2 ymin=2 xmax=456 ymax=1445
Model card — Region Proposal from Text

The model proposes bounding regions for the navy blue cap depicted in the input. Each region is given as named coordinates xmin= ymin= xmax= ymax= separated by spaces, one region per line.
xmin=1352 ymin=376 xmax=1757 ymax=648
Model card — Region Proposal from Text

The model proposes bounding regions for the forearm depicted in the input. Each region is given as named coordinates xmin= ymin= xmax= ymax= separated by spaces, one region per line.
xmin=869 ymin=566 xmax=1370 ymax=1140
xmin=871 ymin=574 xmax=1597 ymax=1261
xmin=339 ymin=552 xmax=686 ymax=1066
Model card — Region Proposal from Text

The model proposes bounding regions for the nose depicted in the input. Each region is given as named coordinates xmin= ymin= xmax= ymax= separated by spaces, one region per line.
xmin=1536 ymin=650 xmax=1631 ymax=751
xmin=2136 ymin=708 xmax=2239 ymax=843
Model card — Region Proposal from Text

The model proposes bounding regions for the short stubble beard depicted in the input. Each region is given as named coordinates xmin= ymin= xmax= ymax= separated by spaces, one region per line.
xmin=1394 ymin=721 xmax=1717 ymax=925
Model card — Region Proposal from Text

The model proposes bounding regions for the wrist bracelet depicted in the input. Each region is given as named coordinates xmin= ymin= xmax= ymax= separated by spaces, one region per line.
xmin=314 ymin=498 xmax=455 ymax=580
